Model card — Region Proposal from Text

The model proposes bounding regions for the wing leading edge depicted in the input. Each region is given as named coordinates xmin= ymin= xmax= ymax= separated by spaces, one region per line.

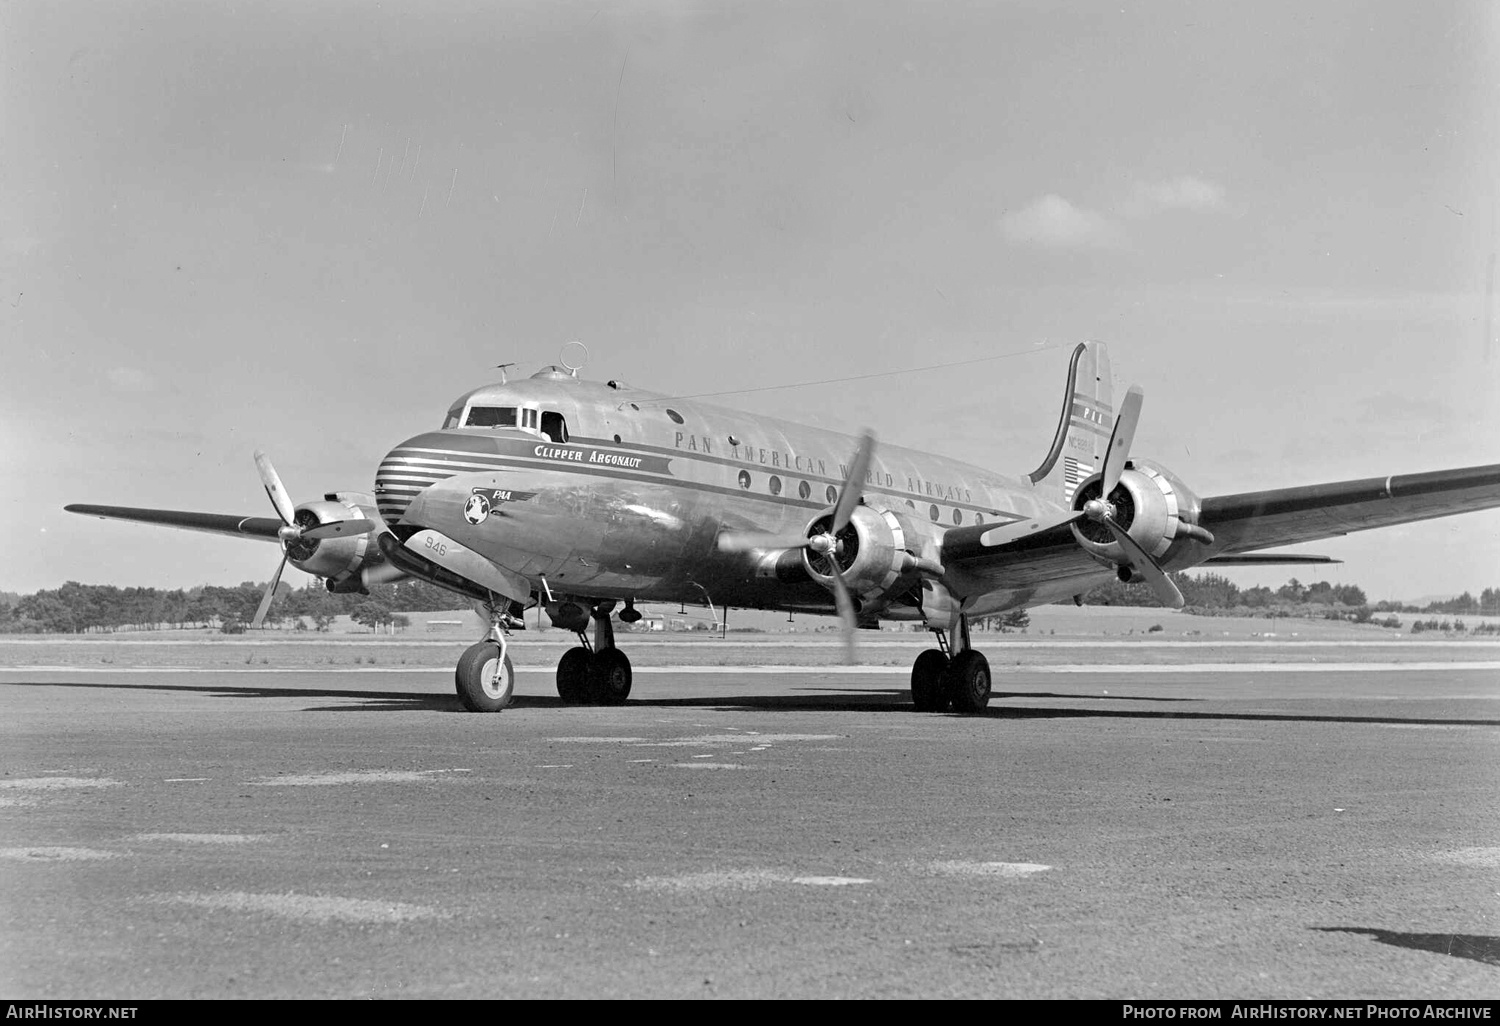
xmin=1199 ymin=463 xmax=1500 ymax=554
xmin=64 ymin=504 xmax=285 ymax=542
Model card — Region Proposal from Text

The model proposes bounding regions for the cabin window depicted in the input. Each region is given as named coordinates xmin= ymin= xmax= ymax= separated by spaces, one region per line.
xmin=666 ymin=409 xmax=684 ymax=424
xmin=952 ymin=509 xmax=963 ymax=525
xmin=798 ymin=480 xmax=810 ymax=500
xmin=769 ymin=475 xmax=782 ymax=496
xmin=738 ymin=470 xmax=752 ymax=489
xmin=929 ymin=504 xmax=940 ymax=522
xmin=541 ymin=411 xmax=569 ymax=444
xmin=465 ymin=406 xmax=518 ymax=428
xmin=975 ymin=512 xmax=984 ymax=525
xmin=825 ymin=485 xmax=837 ymax=504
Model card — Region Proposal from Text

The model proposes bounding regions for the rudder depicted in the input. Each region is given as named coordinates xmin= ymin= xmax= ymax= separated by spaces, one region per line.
xmin=1026 ymin=341 xmax=1115 ymax=504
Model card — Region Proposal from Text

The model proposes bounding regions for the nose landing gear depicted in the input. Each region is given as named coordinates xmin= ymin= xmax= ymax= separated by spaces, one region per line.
xmin=454 ymin=598 xmax=519 ymax=712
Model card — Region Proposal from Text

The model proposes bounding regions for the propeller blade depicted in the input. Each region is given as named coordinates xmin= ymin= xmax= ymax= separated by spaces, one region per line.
xmin=251 ymin=552 xmax=289 ymax=629
xmin=830 ymin=431 xmax=876 ymax=533
xmin=253 ymin=451 xmax=296 ymax=526
xmin=716 ymin=531 xmax=812 ymax=554
xmin=298 ymin=519 xmax=379 ymax=540
xmin=1101 ymin=386 xmax=1144 ymax=495
xmin=980 ymin=510 xmax=1084 ymax=547
xmin=1099 ymin=518 xmax=1184 ymax=609
xmin=826 ymin=565 xmax=858 ymax=664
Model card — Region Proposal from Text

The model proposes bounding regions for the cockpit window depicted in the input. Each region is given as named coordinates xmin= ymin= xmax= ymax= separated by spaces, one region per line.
xmin=465 ymin=406 xmax=518 ymax=428
xmin=443 ymin=405 xmax=464 ymax=429
xmin=540 ymin=411 xmax=569 ymax=444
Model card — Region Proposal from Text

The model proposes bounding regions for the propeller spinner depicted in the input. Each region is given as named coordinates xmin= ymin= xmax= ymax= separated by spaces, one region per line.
xmin=249 ymin=451 xmax=378 ymax=628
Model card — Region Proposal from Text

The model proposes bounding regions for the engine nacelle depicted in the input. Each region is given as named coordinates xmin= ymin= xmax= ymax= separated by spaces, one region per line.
xmin=802 ymin=505 xmax=916 ymax=605
xmin=283 ymin=498 xmax=383 ymax=589
xmin=1070 ymin=459 xmax=1205 ymax=569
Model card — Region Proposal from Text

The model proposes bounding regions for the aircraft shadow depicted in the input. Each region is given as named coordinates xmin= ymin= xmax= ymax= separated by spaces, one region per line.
xmin=1312 ymin=927 xmax=1500 ymax=967
xmin=9 ymin=679 xmax=1500 ymax=727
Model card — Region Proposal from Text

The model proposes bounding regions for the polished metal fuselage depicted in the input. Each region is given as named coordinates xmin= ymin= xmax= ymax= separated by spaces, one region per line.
xmin=376 ymin=374 xmax=1116 ymax=615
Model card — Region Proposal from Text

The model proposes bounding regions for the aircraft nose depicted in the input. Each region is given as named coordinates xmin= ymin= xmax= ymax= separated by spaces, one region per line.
xmin=375 ymin=439 xmax=446 ymax=525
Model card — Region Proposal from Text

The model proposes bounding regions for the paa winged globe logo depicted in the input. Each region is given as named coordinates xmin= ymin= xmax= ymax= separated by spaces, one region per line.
xmin=463 ymin=492 xmax=491 ymax=525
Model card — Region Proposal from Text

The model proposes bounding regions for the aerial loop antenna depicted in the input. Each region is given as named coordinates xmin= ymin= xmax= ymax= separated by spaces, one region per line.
xmin=560 ymin=341 xmax=589 ymax=377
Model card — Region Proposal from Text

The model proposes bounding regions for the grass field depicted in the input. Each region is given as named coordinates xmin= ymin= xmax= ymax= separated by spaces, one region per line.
xmin=3 ymin=606 xmax=1496 ymax=669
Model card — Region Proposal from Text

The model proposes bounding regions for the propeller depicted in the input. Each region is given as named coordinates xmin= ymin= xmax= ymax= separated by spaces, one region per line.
xmin=1077 ymin=386 xmax=1184 ymax=609
xmin=249 ymin=451 xmax=378 ymax=628
xmin=718 ymin=431 xmax=875 ymax=662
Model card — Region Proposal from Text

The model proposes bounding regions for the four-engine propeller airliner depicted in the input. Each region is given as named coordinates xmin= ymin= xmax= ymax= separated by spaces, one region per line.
xmin=67 ymin=342 xmax=1500 ymax=714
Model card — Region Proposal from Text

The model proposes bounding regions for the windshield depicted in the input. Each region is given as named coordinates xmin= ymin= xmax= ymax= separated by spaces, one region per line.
xmin=465 ymin=406 xmax=519 ymax=428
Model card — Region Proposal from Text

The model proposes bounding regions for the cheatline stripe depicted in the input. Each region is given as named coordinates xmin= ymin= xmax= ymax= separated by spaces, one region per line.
xmin=381 ymin=448 xmax=1029 ymax=520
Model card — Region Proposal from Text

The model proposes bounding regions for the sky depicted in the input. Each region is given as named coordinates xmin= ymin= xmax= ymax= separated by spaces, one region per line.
xmin=2 ymin=0 xmax=1497 ymax=603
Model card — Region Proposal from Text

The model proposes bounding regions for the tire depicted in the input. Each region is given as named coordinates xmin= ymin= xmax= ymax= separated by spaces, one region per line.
xmin=556 ymin=647 xmax=592 ymax=704
xmin=455 ymin=641 xmax=515 ymax=713
xmin=587 ymin=648 xmax=633 ymax=706
xmin=945 ymin=649 xmax=991 ymax=715
xmin=911 ymin=649 xmax=951 ymax=712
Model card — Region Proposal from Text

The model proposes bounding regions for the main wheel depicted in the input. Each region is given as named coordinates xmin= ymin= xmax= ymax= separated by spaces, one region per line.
xmin=556 ymin=646 xmax=592 ymax=704
xmin=945 ymin=649 xmax=991 ymax=715
xmin=587 ymin=648 xmax=633 ymax=706
xmin=455 ymin=641 xmax=515 ymax=713
xmin=911 ymin=649 xmax=951 ymax=712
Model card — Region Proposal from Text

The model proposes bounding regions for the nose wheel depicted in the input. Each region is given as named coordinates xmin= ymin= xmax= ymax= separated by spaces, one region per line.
xmin=455 ymin=640 xmax=516 ymax=712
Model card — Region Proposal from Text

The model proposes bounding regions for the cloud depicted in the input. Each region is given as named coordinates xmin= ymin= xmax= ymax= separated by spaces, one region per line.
xmin=106 ymin=367 xmax=154 ymax=392
xmin=998 ymin=194 xmax=1124 ymax=250
xmin=1122 ymin=176 xmax=1226 ymax=217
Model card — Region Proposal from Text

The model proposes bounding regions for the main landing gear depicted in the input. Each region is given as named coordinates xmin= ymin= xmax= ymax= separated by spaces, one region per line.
xmin=909 ymin=613 xmax=991 ymax=715
xmin=555 ymin=600 xmax=633 ymax=706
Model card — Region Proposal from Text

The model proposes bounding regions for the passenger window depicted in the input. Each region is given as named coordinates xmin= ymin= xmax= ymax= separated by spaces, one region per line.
xmin=541 ymin=411 xmax=569 ymax=444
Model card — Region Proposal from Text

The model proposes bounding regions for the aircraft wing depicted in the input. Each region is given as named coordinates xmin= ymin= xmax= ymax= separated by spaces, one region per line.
xmin=64 ymin=504 xmax=285 ymax=542
xmin=1198 ymin=463 xmax=1500 ymax=554
xmin=937 ymin=462 xmax=1500 ymax=591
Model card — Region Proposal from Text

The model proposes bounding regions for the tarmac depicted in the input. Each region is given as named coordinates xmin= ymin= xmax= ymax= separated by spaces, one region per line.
xmin=2 ymin=663 xmax=1497 ymax=999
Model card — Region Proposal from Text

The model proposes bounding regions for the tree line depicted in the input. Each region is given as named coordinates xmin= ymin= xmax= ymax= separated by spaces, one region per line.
xmin=1078 ymin=574 xmax=1500 ymax=620
xmin=0 ymin=579 xmax=462 ymax=634
xmin=0 ymin=574 xmax=1495 ymax=635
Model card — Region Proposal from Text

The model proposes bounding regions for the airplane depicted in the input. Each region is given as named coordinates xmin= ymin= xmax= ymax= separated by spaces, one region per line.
xmin=66 ymin=341 xmax=1500 ymax=714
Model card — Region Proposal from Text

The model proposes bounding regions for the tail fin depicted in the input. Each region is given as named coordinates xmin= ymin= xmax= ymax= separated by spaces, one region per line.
xmin=1026 ymin=341 xmax=1115 ymax=504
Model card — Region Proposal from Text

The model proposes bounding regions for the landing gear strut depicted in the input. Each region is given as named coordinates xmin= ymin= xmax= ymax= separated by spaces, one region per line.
xmin=556 ymin=600 xmax=633 ymax=706
xmin=455 ymin=598 xmax=517 ymax=712
xmin=910 ymin=612 xmax=991 ymax=715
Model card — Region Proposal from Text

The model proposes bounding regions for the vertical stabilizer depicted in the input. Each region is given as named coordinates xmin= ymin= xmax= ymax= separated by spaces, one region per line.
xmin=1026 ymin=341 xmax=1115 ymax=504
